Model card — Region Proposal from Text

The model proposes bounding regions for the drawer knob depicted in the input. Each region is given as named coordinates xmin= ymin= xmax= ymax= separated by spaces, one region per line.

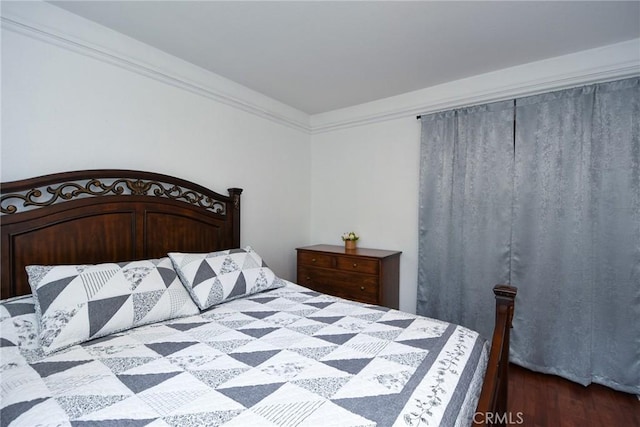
xmin=312 ymin=258 xmax=317 ymax=262
xmin=353 ymin=263 xmax=358 ymax=268
xmin=360 ymin=286 xmax=365 ymax=291
xmin=306 ymin=276 xmax=311 ymax=280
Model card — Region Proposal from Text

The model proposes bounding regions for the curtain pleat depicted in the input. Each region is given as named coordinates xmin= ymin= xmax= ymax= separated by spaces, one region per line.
xmin=587 ymin=79 xmax=639 ymax=391
xmin=511 ymin=85 xmax=596 ymax=385
xmin=417 ymin=77 xmax=639 ymax=394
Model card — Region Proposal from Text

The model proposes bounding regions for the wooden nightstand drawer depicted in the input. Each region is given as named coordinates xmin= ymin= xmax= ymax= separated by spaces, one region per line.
xmin=336 ymin=257 xmax=378 ymax=275
xmin=298 ymin=266 xmax=379 ymax=304
xmin=296 ymin=244 xmax=401 ymax=309
xmin=298 ymin=251 xmax=334 ymax=268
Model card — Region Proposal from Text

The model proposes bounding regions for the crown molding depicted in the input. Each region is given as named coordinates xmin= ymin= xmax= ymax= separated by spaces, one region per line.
xmin=3 ymin=3 xmax=638 ymax=136
xmin=310 ymin=39 xmax=640 ymax=134
xmin=1 ymin=2 xmax=311 ymax=134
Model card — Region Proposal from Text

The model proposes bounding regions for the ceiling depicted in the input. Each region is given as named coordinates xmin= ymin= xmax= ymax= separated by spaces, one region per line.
xmin=49 ymin=1 xmax=640 ymax=115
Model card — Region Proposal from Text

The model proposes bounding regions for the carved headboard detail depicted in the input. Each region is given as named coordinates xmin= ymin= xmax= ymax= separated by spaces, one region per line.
xmin=1 ymin=170 xmax=242 ymax=298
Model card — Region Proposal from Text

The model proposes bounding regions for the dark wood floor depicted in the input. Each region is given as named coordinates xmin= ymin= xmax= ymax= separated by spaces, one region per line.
xmin=508 ymin=364 xmax=639 ymax=427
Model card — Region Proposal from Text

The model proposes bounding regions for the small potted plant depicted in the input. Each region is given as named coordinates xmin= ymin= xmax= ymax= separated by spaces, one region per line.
xmin=341 ymin=231 xmax=359 ymax=250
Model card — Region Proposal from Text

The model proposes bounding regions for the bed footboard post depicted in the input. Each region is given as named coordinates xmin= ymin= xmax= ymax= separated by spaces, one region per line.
xmin=473 ymin=284 xmax=517 ymax=427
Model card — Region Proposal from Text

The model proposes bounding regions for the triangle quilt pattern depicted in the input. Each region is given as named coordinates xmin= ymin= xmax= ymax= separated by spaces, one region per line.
xmin=168 ymin=247 xmax=285 ymax=310
xmin=25 ymin=258 xmax=199 ymax=354
xmin=5 ymin=281 xmax=485 ymax=426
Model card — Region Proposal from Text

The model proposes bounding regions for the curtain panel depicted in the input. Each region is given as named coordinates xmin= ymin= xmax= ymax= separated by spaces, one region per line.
xmin=417 ymin=101 xmax=514 ymax=341
xmin=417 ymin=77 xmax=639 ymax=394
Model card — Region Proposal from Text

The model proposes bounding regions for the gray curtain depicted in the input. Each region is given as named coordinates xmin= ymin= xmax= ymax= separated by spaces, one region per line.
xmin=417 ymin=100 xmax=514 ymax=341
xmin=417 ymin=78 xmax=639 ymax=394
xmin=511 ymin=78 xmax=639 ymax=393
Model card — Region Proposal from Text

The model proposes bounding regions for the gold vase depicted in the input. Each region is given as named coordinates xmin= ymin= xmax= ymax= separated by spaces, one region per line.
xmin=344 ymin=240 xmax=357 ymax=250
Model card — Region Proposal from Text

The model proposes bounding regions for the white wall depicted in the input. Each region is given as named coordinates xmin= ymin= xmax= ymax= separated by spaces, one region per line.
xmin=1 ymin=5 xmax=311 ymax=281
xmin=310 ymin=118 xmax=421 ymax=312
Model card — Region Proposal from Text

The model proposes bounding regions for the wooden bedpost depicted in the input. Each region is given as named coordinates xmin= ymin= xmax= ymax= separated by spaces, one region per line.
xmin=473 ymin=284 xmax=517 ymax=427
xmin=227 ymin=188 xmax=243 ymax=248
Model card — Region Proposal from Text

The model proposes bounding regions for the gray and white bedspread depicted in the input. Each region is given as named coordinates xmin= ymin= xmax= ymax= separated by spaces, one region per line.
xmin=1 ymin=282 xmax=488 ymax=427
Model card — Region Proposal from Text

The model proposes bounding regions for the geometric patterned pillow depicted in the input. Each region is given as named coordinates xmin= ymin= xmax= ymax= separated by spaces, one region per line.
xmin=25 ymin=257 xmax=200 ymax=354
xmin=168 ymin=246 xmax=285 ymax=310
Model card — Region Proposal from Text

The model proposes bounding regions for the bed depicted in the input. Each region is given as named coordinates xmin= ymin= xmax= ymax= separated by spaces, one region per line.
xmin=0 ymin=170 xmax=516 ymax=427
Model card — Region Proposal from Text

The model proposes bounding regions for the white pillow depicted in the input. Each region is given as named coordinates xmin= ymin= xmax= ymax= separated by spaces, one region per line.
xmin=168 ymin=246 xmax=285 ymax=310
xmin=26 ymin=257 xmax=200 ymax=354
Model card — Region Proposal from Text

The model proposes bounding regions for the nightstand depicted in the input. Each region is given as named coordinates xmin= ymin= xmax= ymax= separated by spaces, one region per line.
xmin=296 ymin=244 xmax=401 ymax=309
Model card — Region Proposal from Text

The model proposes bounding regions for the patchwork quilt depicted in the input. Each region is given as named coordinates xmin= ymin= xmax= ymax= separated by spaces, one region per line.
xmin=0 ymin=282 xmax=488 ymax=427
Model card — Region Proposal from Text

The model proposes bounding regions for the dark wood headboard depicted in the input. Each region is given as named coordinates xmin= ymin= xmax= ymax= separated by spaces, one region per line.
xmin=1 ymin=170 xmax=242 ymax=298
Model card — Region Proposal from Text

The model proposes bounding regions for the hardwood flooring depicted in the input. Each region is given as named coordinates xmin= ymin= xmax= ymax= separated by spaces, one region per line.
xmin=508 ymin=364 xmax=639 ymax=427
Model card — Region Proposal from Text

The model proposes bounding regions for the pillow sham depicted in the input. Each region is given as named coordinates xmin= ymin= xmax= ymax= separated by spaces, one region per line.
xmin=26 ymin=257 xmax=200 ymax=354
xmin=168 ymin=246 xmax=285 ymax=310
